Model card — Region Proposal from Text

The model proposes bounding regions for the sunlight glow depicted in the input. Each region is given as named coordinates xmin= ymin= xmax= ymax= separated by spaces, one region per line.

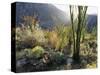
xmin=53 ymin=4 xmax=97 ymax=15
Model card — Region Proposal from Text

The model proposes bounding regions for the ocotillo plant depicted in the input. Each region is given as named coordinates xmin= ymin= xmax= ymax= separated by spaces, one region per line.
xmin=69 ymin=5 xmax=88 ymax=63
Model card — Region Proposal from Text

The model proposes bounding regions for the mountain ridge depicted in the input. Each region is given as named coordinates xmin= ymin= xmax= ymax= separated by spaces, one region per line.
xmin=15 ymin=2 xmax=97 ymax=30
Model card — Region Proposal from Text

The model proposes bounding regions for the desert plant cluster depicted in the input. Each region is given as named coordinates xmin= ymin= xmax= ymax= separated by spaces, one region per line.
xmin=14 ymin=5 xmax=97 ymax=72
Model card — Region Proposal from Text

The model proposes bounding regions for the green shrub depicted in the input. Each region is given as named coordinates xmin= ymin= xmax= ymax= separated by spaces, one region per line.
xmin=32 ymin=46 xmax=45 ymax=58
xmin=49 ymin=51 xmax=66 ymax=65
xmin=16 ymin=50 xmax=26 ymax=60
xmin=86 ymin=62 xmax=97 ymax=68
xmin=54 ymin=25 xmax=72 ymax=51
xmin=22 ymin=46 xmax=45 ymax=58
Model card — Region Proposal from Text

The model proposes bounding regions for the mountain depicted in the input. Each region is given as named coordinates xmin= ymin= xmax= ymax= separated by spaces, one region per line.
xmin=87 ymin=15 xmax=97 ymax=32
xmin=15 ymin=2 xmax=97 ymax=30
xmin=15 ymin=2 xmax=69 ymax=29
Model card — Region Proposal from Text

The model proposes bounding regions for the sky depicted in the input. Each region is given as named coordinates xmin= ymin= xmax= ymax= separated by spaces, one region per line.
xmin=53 ymin=4 xmax=97 ymax=15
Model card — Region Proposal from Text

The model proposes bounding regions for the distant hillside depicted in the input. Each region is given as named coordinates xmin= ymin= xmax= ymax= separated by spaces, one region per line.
xmin=87 ymin=15 xmax=97 ymax=32
xmin=16 ymin=2 xmax=69 ymax=29
xmin=15 ymin=2 xmax=97 ymax=30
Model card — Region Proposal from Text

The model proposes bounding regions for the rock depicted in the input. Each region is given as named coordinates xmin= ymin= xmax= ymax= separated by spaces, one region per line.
xmin=16 ymin=58 xmax=28 ymax=67
xmin=67 ymin=57 xmax=73 ymax=64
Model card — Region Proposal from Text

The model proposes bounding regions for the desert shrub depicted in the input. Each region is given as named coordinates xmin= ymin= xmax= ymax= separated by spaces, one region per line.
xmin=16 ymin=48 xmax=35 ymax=60
xmin=16 ymin=27 xmax=36 ymax=50
xmin=54 ymin=52 xmax=65 ymax=62
xmin=47 ymin=30 xmax=59 ymax=49
xmin=32 ymin=46 xmax=45 ymax=58
xmin=24 ymin=48 xmax=33 ymax=58
xmin=16 ymin=15 xmax=47 ymax=50
xmin=50 ymin=51 xmax=66 ymax=65
xmin=16 ymin=50 xmax=27 ymax=60
xmin=54 ymin=25 xmax=72 ymax=51
xmin=22 ymin=16 xmax=39 ymax=32
xmin=86 ymin=62 xmax=97 ymax=68
xmin=22 ymin=46 xmax=45 ymax=59
xmin=33 ymin=29 xmax=47 ymax=46
xmin=44 ymin=25 xmax=72 ymax=52
xmin=80 ymin=40 xmax=97 ymax=68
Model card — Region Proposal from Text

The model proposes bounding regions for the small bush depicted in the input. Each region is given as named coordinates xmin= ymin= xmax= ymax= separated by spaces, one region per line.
xmin=21 ymin=46 xmax=45 ymax=59
xmin=16 ymin=27 xmax=36 ymax=50
xmin=33 ymin=29 xmax=47 ymax=45
xmin=32 ymin=46 xmax=45 ymax=58
xmin=86 ymin=62 xmax=97 ymax=68
xmin=54 ymin=25 xmax=72 ymax=51
xmin=47 ymin=31 xmax=59 ymax=49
